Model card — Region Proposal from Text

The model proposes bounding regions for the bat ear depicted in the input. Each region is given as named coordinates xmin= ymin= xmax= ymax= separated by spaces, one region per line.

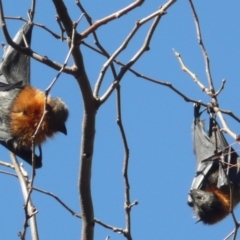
xmin=193 ymin=103 xmax=201 ymax=118
xmin=0 ymin=23 xmax=33 ymax=86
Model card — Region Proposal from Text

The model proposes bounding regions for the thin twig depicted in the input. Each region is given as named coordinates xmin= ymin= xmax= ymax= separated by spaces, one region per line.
xmin=4 ymin=16 xmax=67 ymax=40
xmin=116 ymin=86 xmax=139 ymax=239
xmin=45 ymin=23 xmax=77 ymax=93
xmin=0 ymin=160 xmax=15 ymax=168
xmin=224 ymin=224 xmax=240 ymax=240
xmin=188 ymin=0 xmax=214 ymax=92
xmin=220 ymin=109 xmax=240 ymax=123
xmin=94 ymin=218 xmax=124 ymax=234
xmin=128 ymin=70 xmax=208 ymax=106
xmin=173 ymin=49 xmax=211 ymax=94
xmin=216 ymin=111 xmax=238 ymax=141
xmin=116 ymin=85 xmax=132 ymax=240
xmin=55 ymin=14 xmax=65 ymax=41
xmin=0 ymin=169 xmax=17 ymax=177
xmin=33 ymin=187 xmax=82 ymax=218
xmin=214 ymin=79 xmax=226 ymax=97
xmin=79 ymin=0 xmax=144 ymax=40
xmin=224 ymin=230 xmax=235 ymax=240
xmin=29 ymin=0 xmax=36 ymax=21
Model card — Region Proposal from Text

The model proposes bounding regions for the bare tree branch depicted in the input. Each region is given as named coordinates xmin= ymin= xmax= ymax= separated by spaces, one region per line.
xmin=220 ymin=109 xmax=240 ymax=123
xmin=55 ymin=14 xmax=66 ymax=41
xmin=79 ymin=0 xmax=144 ymax=40
xmin=94 ymin=218 xmax=125 ymax=234
xmin=29 ymin=0 xmax=36 ymax=20
xmin=52 ymin=1 xmax=97 ymax=239
xmin=33 ymin=187 xmax=82 ymax=218
xmin=11 ymin=153 xmax=39 ymax=240
xmin=188 ymin=0 xmax=214 ymax=92
xmin=173 ymin=49 xmax=211 ymax=95
xmin=216 ymin=111 xmax=238 ymax=140
xmin=0 ymin=160 xmax=15 ymax=168
xmin=0 ymin=169 xmax=17 ymax=177
xmin=214 ymin=79 xmax=226 ymax=97
xmin=116 ymin=85 xmax=132 ymax=240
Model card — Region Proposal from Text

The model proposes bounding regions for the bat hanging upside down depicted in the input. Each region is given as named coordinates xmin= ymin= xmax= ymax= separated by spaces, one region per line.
xmin=188 ymin=104 xmax=240 ymax=224
xmin=0 ymin=23 xmax=68 ymax=168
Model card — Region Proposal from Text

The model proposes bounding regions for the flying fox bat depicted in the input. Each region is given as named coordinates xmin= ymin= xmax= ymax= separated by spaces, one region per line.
xmin=0 ymin=23 xmax=68 ymax=168
xmin=188 ymin=104 xmax=240 ymax=224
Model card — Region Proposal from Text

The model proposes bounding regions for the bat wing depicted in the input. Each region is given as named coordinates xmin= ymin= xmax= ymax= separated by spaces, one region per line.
xmin=0 ymin=141 xmax=42 ymax=168
xmin=210 ymin=118 xmax=240 ymax=188
xmin=0 ymin=23 xmax=32 ymax=86
xmin=190 ymin=105 xmax=216 ymax=191
xmin=0 ymin=23 xmax=42 ymax=168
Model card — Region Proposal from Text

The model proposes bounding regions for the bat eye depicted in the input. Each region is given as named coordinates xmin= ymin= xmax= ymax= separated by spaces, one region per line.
xmin=196 ymin=195 xmax=204 ymax=200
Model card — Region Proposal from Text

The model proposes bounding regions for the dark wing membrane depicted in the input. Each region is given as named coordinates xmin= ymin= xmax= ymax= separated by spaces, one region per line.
xmin=0 ymin=81 xmax=23 ymax=91
xmin=0 ymin=23 xmax=32 ymax=86
xmin=1 ymin=141 xmax=42 ymax=168
xmin=210 ymin=118 xmax=240 ymax=188
xmin=190 ymin=105 xmax=217 ymax=191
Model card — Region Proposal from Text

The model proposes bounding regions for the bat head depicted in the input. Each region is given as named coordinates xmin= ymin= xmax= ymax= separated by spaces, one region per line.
xmin=47 ymin=97 xmax=68 ymax=135
xmin=190 ymin=189 xmax=229 ymax=224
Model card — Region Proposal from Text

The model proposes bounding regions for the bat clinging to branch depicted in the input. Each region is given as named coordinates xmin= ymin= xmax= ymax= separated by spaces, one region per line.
xmin=188 ymin=104 xmax=240 ymax=224
xmin=0 ymin=23 xmax=68 ymax=168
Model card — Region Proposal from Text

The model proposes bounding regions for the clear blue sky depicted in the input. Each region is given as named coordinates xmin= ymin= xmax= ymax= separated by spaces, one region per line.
xmin=0 ymin=1 xmax=240 ymax=239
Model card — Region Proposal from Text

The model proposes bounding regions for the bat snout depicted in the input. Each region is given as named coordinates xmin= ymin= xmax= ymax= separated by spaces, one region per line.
xmin=58 ymin=124 xmax=67 ymax=135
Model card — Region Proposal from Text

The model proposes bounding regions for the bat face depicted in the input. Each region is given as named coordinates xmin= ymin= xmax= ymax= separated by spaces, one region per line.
xmin=188 ymin=104 xmax=240 ymax=224
xmin=0 ymin=23 xmax=68 ymax=168
xmin=190 ymin=188 xmax=228 ymax=225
